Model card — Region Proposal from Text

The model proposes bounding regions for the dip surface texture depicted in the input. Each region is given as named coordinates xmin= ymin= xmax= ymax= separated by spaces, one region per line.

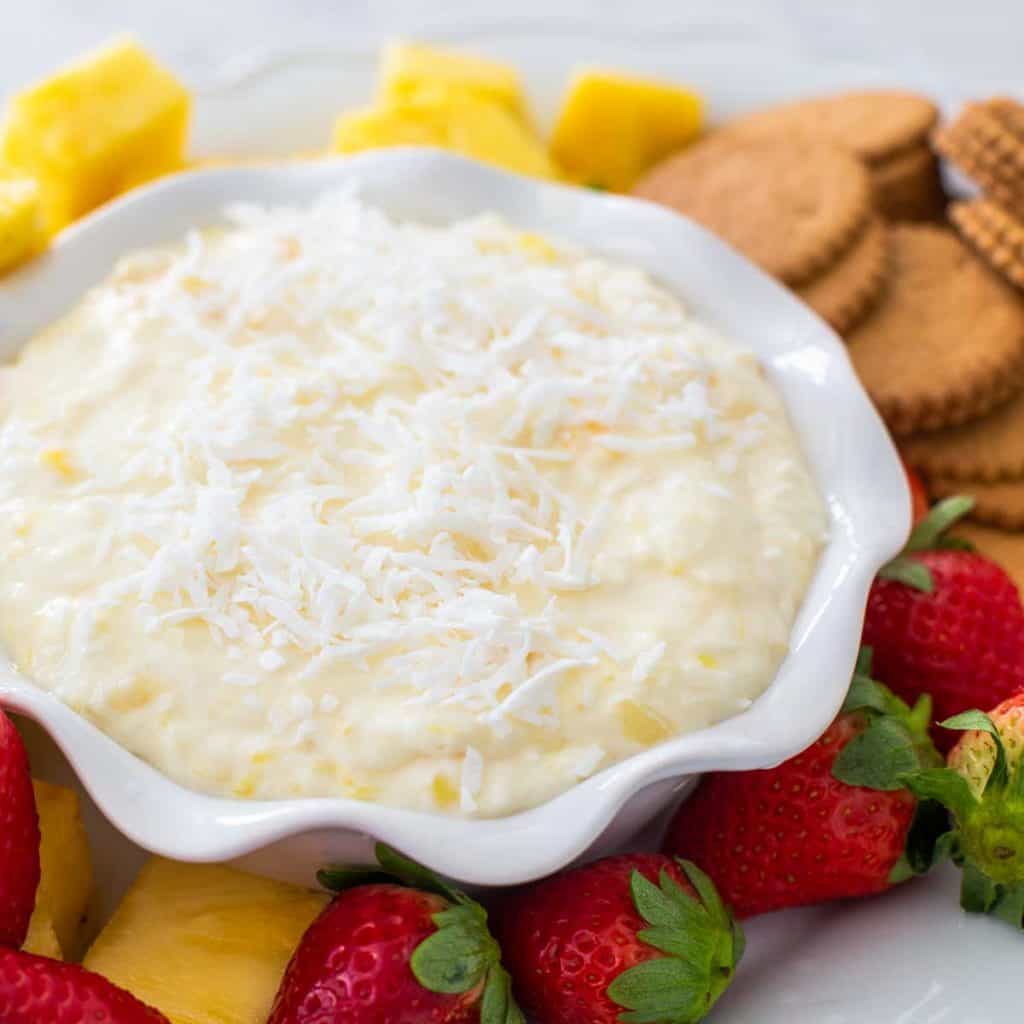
xmin=0 ymin=191 xmax=826 ymax=815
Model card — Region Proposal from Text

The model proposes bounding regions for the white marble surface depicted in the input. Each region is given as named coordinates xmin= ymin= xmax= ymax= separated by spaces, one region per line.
xmin=3 ymin=0 xmax=1023 ymax=101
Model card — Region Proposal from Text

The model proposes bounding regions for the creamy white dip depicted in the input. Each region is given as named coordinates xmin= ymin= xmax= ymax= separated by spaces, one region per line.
xmin=0 ymin=191 xmax=826 ymax=815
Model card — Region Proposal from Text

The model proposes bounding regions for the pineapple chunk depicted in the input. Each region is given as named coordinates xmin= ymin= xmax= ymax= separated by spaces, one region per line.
xmin=617 ymin=699 xmax=674 ymax=746
xmin=551 ymin=69 xmax=704 ymax=191
xmin=1 ymin=36 xmax=191 ymax=233
xmin=30 ymin=780 xmax=94 ymax=960
xmin=333 ymin=95 xmax=558 ymax=180
xmin=0 ymin=174 xmax=43 ymax=274
xmin=22 ymin=913 xmax=63 ymax=960
xmin=379 ymin=41 xmax=528 ymax=123
xmin=85 ymin=859 xmax=329 ymax=1024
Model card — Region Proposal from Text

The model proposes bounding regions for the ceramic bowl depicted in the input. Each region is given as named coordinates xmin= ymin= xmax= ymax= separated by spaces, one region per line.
xmin=0 ymin=150 xmax=908 ymax=886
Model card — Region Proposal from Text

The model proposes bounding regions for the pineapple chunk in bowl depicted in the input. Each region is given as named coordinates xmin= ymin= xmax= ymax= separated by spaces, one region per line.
xmin=0 ymin=150 xmax=908 ymax=886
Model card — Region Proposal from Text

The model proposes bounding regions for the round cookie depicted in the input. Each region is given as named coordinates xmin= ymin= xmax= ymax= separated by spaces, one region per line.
xmin=722 ymin=92 xmax=943 ymax=222
xmin=846 ymin=224 xmax=1024 ymax=436
xmin=934 ymin=99 xmax=1024 ymax=214
xmin=951 ymin=198 xmax=1024 ymax=291
xmin=796 ymin=216 xmax=888 ymax=334
xmin=930 ymin=476 xmax=1024 ymax=530
xmin=871 ymin=144 xmax=946 ymax=221
xmin=901 ymin=388 xmax=1024 ymax=482
xmin=726 ymin=91 xmax=938 ymax=164
xmin=633 ymin=135 xmax=872 ymax=285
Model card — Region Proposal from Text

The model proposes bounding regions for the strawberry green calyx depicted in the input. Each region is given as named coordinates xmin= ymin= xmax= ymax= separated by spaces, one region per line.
xmin=412 ymin=902 xmax=522 ymax=1024
xmin=606 ymin=859 xmax=743 ymax=1024
xmin=319 ymin=844 xmax=524 ymax=1024
xmin=832 ymin=650 xmax=942 ymax=791
xmin=830 ymin=650 xmax=949 ymax=882
xmin=933 ymin=710 xmax=1024 ymax=927
xmin=884 ymin=704 xmax=1024 ymax=928
xmin=877 ymin=495 xmax=975 ymax=593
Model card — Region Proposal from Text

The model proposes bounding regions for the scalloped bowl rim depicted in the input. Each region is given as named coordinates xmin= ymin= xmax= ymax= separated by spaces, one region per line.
xmin=0 ymin=150 xmax=909 ymax=885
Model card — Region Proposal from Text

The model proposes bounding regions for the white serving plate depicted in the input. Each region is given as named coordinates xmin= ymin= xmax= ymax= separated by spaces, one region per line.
xmin=6 ymin=22 xmax=1024 ymax=1023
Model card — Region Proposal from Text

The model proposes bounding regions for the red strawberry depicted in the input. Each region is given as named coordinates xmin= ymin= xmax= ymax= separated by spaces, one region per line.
xmin=269 ymin=844 xmax=522 ymax=1024
xmin=0 ymin=948 xmax=169 ymax=1022
xmin=864 ymin=496 xmax=1024 ymax=751
xmin=0 ymin=710 xmax=40 ymax=948
xmin=664 ymin=657 xmax=944 ymax=917
xmin=901 ymin=457 xmax=929 ymax=523
xmin=899 ymin=693 xmax=1024 ymax=927
xmin=495 ymin=853 xmax=742 ymax=1024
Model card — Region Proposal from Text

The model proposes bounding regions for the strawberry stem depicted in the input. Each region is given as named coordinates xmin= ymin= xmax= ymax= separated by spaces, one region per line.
xmin=877 ymin=556 xmax=933 ymax=593
xmin=877 ymin=495 xmax=975 ymax=593
xmin=904 ymin=496 xmax=975 ymax=552
xmin=834 ymin=657 xmax=942 ymax=792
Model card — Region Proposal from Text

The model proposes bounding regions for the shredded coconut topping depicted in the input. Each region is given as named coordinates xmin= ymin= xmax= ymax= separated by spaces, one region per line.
xmin=0 ymin=188 xmax=827 ymax=814
xmin=52 ymin=192 xmax=744 ymax=723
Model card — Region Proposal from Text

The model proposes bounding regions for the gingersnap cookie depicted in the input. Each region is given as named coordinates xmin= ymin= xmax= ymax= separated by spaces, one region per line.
xmin=633 ymin=135 xmax=871 ymax=285
xmin=952 ymin=523 xmax=1024 ymax=592
xmin=934 ymin=98 xmax=1024 ymax=214
xmin=722 ymin=91 xmax=943 ymax=221
xmin=796 ymin=216 xmax=888 ymax=334
xmin=846 ymin=224 xmax=1024 ymax=436
xmin=871 ymin=144 xmax=946 ymax=221
xmin=951 ymin=198 xmax=1024 ymax=291
xmin=930 ymin=477 xmax=1024 ymax=530
xmin=726 ymin=91 xmax=938 ymax=164
xmin=901 ymin=387 xmax=1024 ymax=482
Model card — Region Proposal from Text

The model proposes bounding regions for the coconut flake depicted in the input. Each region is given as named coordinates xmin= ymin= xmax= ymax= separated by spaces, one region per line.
xmin=32 ymin=189 xmax=764 ymax=748
xmin=460 ymin=746 xmax=484 ymax=813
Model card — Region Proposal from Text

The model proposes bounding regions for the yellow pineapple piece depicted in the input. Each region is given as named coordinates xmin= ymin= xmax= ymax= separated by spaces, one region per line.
xmin=1 ymin=36 xmax=191 ymax=233
xmin=85 ymin=859 xmax=329 ymax=1024
xmin=617 ymin=699 xmax=674 ymax=746
xmin=551 ymin=69 xmax=704 ymax=191
xmin=40 ymin=447 xmax=77 ymax=479
xmin=29 ymin=780 xmax=94 ymax=960
xmin=0 ymin=174 xmax=43 ymax=274
xmin=379 ymin=41 xmax=528 ymax=123
xmin=333 ymin=94 xmax=558 ymax=180
xmin=22 ymin=913 xmax=63 ymax=960
xmin=432 ymin=772 xmax=459 ymax=809
xmin=517 ymin=231 xmax=559 ymax=263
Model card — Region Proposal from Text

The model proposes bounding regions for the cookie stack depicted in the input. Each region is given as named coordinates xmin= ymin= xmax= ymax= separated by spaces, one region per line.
xmin=632 ymin=90 xmax=958 ymax=337
xmin=845 ymin=223 xmax=1024 ymax=435
xmin=938 ymin=97 xmax=1024 ymax=293
xmin=722 ymin=91 xmax=945 ymax=222
xmin=904 ymin=383 xmax=1024 ymax=588
xmin=633 ymin=133 xmax=888 ymax=334
xmin=633 ymin=91 xmax=1024 ymax=430
xmin=900 ymin=340 xmax=1024 ymax=580
xmin=875 ymin=98 xmax=1024 ymax=580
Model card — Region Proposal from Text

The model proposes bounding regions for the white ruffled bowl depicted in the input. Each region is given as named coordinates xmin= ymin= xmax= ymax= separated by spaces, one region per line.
xmin=0 ymin=150 xmax=908 ymax=887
